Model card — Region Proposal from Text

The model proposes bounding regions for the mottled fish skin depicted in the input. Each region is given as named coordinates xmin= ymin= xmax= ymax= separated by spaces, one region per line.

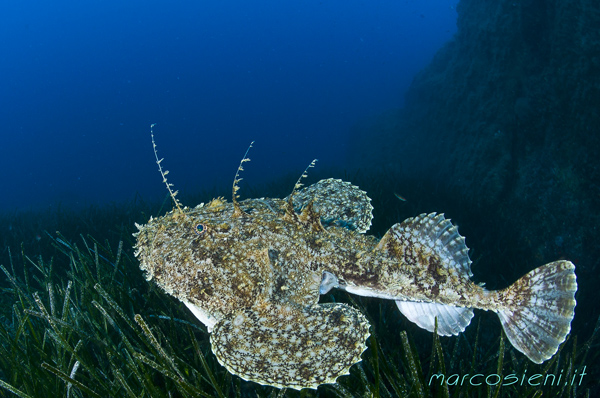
xmin=135 ymin=188 xmax=375 ymax=388
xmin=135 ymin=197 xmax=324 ymax=328
xmin=135 ymin=149 xmax=577 ymax=389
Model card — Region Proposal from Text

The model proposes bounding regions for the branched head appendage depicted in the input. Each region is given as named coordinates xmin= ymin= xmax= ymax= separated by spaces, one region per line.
xmin=232 ymin=141 xmax=254 ymax=217
xmin=151 ymin=124 xmax=184 ymax=213
xmin=287 ymin=159 xmax=318 ymax=210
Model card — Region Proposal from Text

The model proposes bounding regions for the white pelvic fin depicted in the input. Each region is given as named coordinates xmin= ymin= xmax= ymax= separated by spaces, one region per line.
xmin=319 ymin=271 xmax=339 ymax=294
xmin=183 ymin=301 xmax=217 ymax=332
xmin=395 ymin=300 xmax=474 ymax=336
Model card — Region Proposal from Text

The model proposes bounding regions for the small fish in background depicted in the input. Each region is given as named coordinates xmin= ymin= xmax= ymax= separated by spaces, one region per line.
xmin=394 ymin=192 xmax=407 ymax=202
xmin=134 ymin=129 xmax=577 ymax=390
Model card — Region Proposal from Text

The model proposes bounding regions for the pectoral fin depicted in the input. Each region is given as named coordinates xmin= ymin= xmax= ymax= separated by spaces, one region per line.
xmin=210 ymin=302 xmax=370 ymax=390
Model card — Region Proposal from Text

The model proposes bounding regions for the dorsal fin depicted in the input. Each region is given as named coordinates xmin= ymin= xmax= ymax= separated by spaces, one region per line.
xmin=150 ymin=124 xmax=184 ymax=213
xmin=231 ymin=142 xmax=254 ymax=217
xmin=285 ymin=159 xmax=317 ymax=216
xmin=299 ymin=201 xmax=325 ymax=231
xmin=286 ymin=179 xmax=374 ymax=233
xmin=376 ymin=213 xmax=473 ymax=281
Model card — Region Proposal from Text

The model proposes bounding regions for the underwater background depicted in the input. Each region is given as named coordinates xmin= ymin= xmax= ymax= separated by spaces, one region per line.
xmin=1 ymin=0 xmax=599 ymax=397
xmin=0 ymin=0 xmax=456 ymax=211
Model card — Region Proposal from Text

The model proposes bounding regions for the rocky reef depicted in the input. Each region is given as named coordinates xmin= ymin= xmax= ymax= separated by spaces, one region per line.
xmin=349 ymin=0 xmax=599 ymax=332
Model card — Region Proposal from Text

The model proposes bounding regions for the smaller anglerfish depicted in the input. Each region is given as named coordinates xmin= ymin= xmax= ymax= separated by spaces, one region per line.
xmin=134 ymin=132 xmax=577 ymax=390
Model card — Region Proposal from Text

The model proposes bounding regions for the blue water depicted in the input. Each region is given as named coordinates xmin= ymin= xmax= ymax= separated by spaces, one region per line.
xmin=1 ymin=0 xmax=457 ymax=211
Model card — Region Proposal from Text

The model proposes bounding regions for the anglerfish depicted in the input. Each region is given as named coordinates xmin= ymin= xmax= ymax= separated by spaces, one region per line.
xmin=134 ymin=131 xmax=577 ymax=390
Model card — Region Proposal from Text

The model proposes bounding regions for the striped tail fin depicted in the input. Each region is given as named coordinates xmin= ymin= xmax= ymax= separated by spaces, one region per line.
xmin=496 ymin=260 xmax=577 ymax=363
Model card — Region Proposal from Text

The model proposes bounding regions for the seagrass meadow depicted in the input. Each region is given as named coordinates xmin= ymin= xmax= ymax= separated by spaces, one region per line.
xmin=1 ymin=170 xmax=598 ymax=398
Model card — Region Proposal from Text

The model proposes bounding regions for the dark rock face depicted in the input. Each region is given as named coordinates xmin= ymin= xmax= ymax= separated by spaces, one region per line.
xmin=349 ymin=0 xmax=599 ymax=312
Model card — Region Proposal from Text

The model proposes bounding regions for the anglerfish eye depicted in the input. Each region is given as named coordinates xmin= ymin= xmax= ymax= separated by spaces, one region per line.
xmin=195 ymin=223 xmax=207 ymax=236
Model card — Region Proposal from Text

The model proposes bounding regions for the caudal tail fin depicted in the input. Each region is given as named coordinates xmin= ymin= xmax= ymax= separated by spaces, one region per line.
xmin=496 ymin=260 xmax=577 ymax=363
